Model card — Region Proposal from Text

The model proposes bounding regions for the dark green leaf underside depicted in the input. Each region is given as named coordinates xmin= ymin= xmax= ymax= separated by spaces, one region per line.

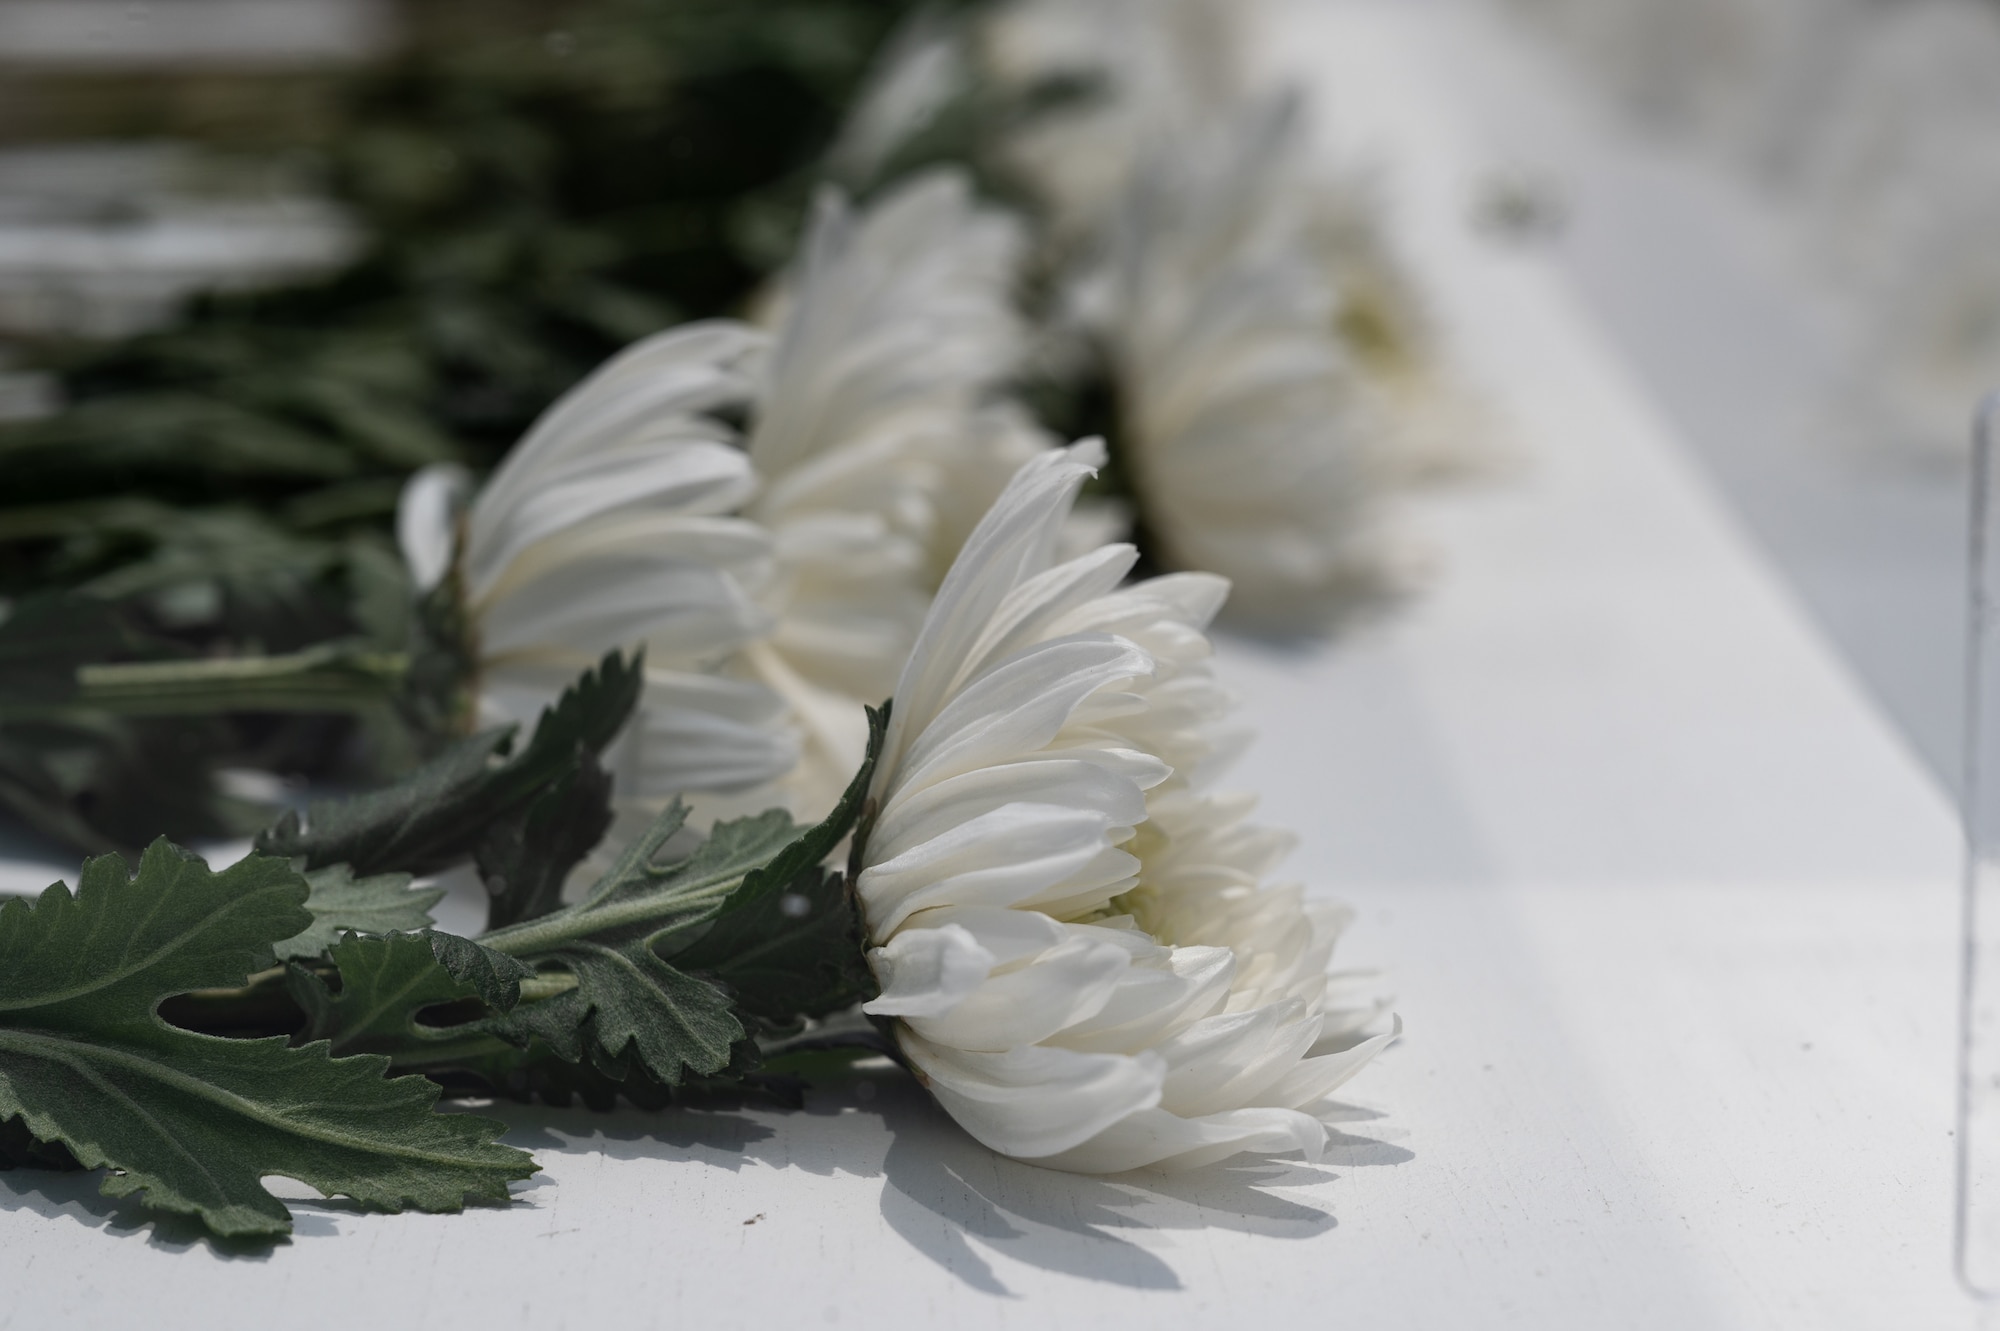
xmin=0 ymin=841 xmax=532 ymax=1237
xmin=274 ymin=862 xmax=443 ymax=961
xmin=256 ymin=649 xmax=639 ymax=877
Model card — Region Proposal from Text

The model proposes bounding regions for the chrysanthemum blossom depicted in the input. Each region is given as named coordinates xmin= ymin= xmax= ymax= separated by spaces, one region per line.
xmin=739 ymin=169 xmax=1033 ymax=809
xmin=985 ymin=0 xmax=1247 ymax=242
xmin=399 ymin=170 xmax=1035 ymax=822
xmin=1095 ymin=97 xmax=1383 ymax=628
xmin=399 ymin=322 xmax=800 ymax=804
xmin=857 ymin=441 xmax=1393 ymax=1173
xmin=982 ymin=3 xmax=1462 ymax=612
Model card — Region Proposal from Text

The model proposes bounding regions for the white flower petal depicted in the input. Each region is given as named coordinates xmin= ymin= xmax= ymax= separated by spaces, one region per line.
xmin=1048 ymin=937 xmax=1237 ymax=1054
xmin=1031 ymin=1105 xmax=1327 ymax=1175
xmin=724 ymin=170 xmax=1028 ymax=818
xmin=857 ymin=439 xmax=1391 ymax=1176
xmin=1049 ymin=570 xmax=1232 ymax=641
xmin=863 ymin=924 xmax=998 ymax=1018
xmin=859 ymin=802 xmax=1137 ymax=936
xmin=1155 ymin=1001 xmax=1326 ymax=1119
xmin=1247 ymin=1018 xmax=1400 ymax=1111
xmin=396 ymin=463 xmax=470 ymax=594
xmin=896 ymin=904 xmax=1071 ymax=969
xmin=476 ymin=552 xmax=767 ymax=664
xmin=476 ymin=513 xmax=772 ymax=618
xmin=899 ymin=1032 xmax=1166 ymax=1160
xmin=889 ymin=633 xmax=1152 ymax=801
xmin=961 ymin=541 xmax=1140 ymax=670
xmin=876 ymin=440 xmax=1108 ymax=779
xmin=1093 ymin=96 xmax=1381 ymax=626
xmin=868 ymin=755 xmax=1151 ymax=866
xmin=474 ymin=320 xmax=762 ymax=538
xmin=613 ymin=671 xmax=800 ymax=797
xmin=468 ymin=437 xmax=755 ymax=602
xmin=446 ymin=164 xmax=1039 ymax=828
xmin=905 ymin=932 xmax=1132 ymax=1051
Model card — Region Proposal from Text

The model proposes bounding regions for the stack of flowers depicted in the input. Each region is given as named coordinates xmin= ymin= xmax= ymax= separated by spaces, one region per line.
xmin=0 ymin=0 xmax=1407 ymax=1246
xmin=402 ymin=169 xmax=1034 ymax=827
xmin=827 ymin=0 xmax=1477 ymax=628
xmin=1080 ymin=96 xmax=1384 ymax=626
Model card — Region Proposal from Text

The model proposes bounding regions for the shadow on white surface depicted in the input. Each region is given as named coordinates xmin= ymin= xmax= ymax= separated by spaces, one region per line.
xmin=873 ymin=1095 xmax=1411 ymax=1296
xmin=0 ymin=1140 xmax=538 ymax=1257
xmin=488 ymin=1062 xmax=1412 ymax=1297
xmin=0 ymin=1165 xmax=341 ymax=1255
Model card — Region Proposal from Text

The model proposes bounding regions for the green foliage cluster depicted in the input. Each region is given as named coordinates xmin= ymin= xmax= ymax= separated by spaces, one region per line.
xmin=0 ymin=0 xmax=929 ymax=856
xmin=0 ymin=842 xmax=534 ymax=1238
xmin=0 ymin=653 xmax=887 ymax=1241
xmin=3 ymin=0 xmax=924 ymax=534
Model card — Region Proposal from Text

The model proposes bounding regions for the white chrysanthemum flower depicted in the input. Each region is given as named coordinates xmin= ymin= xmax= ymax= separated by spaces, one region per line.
xmin=398 ymin=322 xmax=800 ymax=804
xmin=980 ymin=0 xmax=1472 ymax=507
xmin=857 ymin=441 xmax=1393 ymax=1173
xmin=1092 ymin=98 xmax=1382 ymax=627
xmin=985 ymin=0 xmax=1246 ymax=242
xmin=399 ymin=169 xmax=1032 ymax=821
xmin=737 ymin=168 xmax=1031 ymax=809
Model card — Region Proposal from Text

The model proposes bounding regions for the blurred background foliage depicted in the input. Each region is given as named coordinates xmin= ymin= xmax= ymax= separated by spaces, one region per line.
xmin=0 ymin=0 xmax=931 ymax=856
xmin=3 ymin=0 xmax=926 ymax=556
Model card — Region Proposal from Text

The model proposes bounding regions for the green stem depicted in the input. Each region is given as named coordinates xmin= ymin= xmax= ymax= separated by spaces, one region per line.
xmin=164 ymin=968 xmax=581 ymax=1073
xmin=358 ymin=972 xmax=580 ymax=1071
xmin=0 ymin=644 xmax=410 ymax=721
xmin=516 ymin=973 xmax=581 ymax=1003
xmin=478 ymin=871 xmax=749 ymax=959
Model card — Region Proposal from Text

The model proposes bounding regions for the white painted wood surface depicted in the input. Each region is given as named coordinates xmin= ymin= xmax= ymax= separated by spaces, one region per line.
xmin=0 ymin=3 xmax=1978 ymax=1325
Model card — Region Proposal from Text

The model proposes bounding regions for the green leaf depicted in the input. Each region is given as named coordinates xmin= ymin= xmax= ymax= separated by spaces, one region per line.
xmin=669 ymin=704 xmax=886 ymax=1021
xmin=593 ymin=805 xmax=801 ymax=946
xmin=705 ymin=702 xmax=885 ymax=932
xmin=475 ymin=803 xmax=788 ymax=1086
xmin=255 ymin=649 xmax=640 ymax=877
xmin=0 ymin=841 xmax=308 ymax=1009
xmin=472 ymin=706 xmax=888 ymax=1083
xmin=286 ymin=930 xmax=531 ymax=1065
xmin=486 ymin=647 xmax=644 ymax=807
xmin=0 ymin=392 xmax=364 ymax=484
xmin=257 ymin=728 xmax=509 ymax=875
xmin=483 ymin=800 xmax=796 ymax=957
xmin=290 ymin=932 xmax=522 ymax=1058
xmin=0 ymin=841 xmax=535 ymax=1238
xmin=425 ymin=931 xmax=537 ymax=1012
xmin=671 ymin=856 xmax=874 ymax=1024
xmin=273 ymin=863 xmax=445 ymax=961
xmin=474 ymin=752 xmax=613 ymax=928
xmin=490 ymin=939 xmax=745 ymax=1086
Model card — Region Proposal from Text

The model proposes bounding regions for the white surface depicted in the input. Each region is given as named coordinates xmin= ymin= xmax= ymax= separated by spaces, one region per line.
xmin=0 ymin=0 xmax=392 ymax=68
xmin=0 ymin=2 xmax=1977 ymax=1326
xmin=0 ymin=210 xmax=357 ymax=338
xmin=1434 ymin=0 xmax=1973 ymax=794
